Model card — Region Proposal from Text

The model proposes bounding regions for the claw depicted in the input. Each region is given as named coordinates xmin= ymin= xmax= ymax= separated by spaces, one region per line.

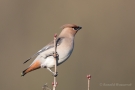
xmin=53 ymin=52 xmax=59 ymax=58
xmin=56 ymin=53 xmax=59 ymax=57
xmin=53 ymin=72 xmax=58 ymax=77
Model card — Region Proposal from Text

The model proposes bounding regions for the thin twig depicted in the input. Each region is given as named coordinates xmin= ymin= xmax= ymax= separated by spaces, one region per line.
xmin=53 ymin=33 xmax=58 ymax=90
xmin=42 ymin=83 xmax=51 ymax=90
xmin=87 ymin=74 xmax=91 ymax=90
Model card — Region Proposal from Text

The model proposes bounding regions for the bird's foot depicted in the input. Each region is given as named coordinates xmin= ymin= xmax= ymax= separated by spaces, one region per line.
xmin=52 ymin=72 xmax=58 ymax=77
xmin=53 ymin=52 xmax=59 ymax=58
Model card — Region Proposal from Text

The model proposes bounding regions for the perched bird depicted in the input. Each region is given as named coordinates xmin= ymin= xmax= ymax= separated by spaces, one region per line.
xmin=21 ymin=24 xmax=82 ymax=76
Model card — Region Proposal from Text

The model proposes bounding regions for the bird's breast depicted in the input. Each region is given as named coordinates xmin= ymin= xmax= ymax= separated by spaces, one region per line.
xmin=57 ymin=41 xmax=74 ymax=64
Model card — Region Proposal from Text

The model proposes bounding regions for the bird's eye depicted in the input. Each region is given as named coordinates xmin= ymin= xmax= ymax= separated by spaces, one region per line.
xmin=73 ymin=26 xmax=82 ymax=30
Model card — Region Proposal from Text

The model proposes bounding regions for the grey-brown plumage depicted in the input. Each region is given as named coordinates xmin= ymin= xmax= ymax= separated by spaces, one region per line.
xmin=21 ymin=24 xmax=82 ymax=76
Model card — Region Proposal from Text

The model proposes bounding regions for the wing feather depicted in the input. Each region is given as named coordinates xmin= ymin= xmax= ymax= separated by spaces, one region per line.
xmin=23 ymin=37 xmax=64 ymax=64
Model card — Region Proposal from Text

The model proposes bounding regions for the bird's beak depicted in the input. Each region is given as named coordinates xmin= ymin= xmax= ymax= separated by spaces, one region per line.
xmin=78 ymin=26 xmax=82 ymax=30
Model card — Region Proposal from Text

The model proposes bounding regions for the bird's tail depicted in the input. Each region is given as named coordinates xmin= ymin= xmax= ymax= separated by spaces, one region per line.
xmin=21 ymin=68 xmax=28 ymax=76
xmin=21 ymin=60 xmax=41 ymax=76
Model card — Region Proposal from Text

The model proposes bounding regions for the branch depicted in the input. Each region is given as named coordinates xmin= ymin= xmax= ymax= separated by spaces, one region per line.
xmin=53 ymin=33 xmax=58 ymax=90
xmin=42 ymin=83 xmax=51 ymax=90
xmin=87 ymin=74 xmax=91 ymax=90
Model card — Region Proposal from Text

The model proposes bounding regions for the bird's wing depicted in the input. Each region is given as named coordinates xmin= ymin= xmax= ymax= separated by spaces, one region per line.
xmin=37 ymin=37 xmax=63 ymax=54
xmin=23 ymin=37 xmax=64 ymax=64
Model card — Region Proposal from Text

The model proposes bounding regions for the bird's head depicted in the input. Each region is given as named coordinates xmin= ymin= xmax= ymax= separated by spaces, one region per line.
xmin=61 ymin=24 xmax=82 ymax=31
xmin=60 ymin=24 xmax=82 ymax=37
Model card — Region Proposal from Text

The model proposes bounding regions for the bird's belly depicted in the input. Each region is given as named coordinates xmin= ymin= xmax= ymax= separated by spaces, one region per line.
xmin=42 ymin=56 xmax=55 ymax=68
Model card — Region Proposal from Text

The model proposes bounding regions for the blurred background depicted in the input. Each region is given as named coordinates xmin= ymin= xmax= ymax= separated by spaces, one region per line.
xmin=0 ymin=0 xmax=135 ymax=90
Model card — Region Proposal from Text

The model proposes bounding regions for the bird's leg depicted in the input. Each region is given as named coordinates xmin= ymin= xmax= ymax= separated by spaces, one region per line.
xmin=47 ymin=67 xmax=58 ymax=77
xmin=47 ymin=67 xmax=54 ymax=74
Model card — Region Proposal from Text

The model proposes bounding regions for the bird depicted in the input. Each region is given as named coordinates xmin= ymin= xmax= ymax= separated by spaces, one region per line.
xmin=21 ymin=24 xmax=82 ymax=76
